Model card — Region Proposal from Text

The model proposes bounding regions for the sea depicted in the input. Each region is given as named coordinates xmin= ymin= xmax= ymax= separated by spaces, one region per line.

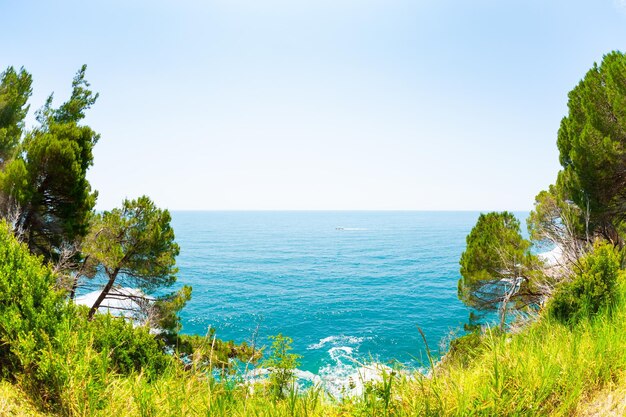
xmin=170 ymin=211 xmax=528 ymax=393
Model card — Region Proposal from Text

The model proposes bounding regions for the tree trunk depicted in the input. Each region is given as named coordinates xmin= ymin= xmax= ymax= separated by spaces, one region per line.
xmin=69 ymin=273 xmax=79 ymax=300
xmin=69 ymin=255 xmax=91 ymax=300
xmin=88 ymin=268 xmax=119 ymax=320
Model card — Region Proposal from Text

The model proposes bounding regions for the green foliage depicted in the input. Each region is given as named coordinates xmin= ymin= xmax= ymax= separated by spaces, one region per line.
xmin=458 ymin=212 xmax=534 ymax=310
xmin=0 ymin=219 xmax=176 ymax=409
xmin=51 ymin=65 xmax=99 ymax=124
xmin=0 ymin=69 xmax=196 ymax=413
xmin=9 ymin=289 xmax=626 ymax=417
xmin=554 ymin=51 xmax=626 ymax=243
xmin=32 ymin=307 xmax=174 ymax=414
xmin=0 ymin=65 xmax=99 ymax=260
xmin=72 ymin=309 xmax=169 ymax=378
xmin=547 ymin=241 xmax=624 ymax=324
xmin=84 ymin=195 xmax=179 ymax=288
xmin=446 ymin=330 xmax=486 ymax=368
xmin=173 ymin=329 xmax=262 ymax=370
xmin=81 ymin=195 xmax=180 ymax=319
xmin=152 ymin=285 xmax=192 ymax=333
xmin=0 ymin=221 xmax=65 ymax=376
xmin=261 ymin=334 xmax=301 ymax=400
xmin=527 ymin=184 xmax=586 ymax=245
xmin=0 ymin=67 xmax=32 ymax=163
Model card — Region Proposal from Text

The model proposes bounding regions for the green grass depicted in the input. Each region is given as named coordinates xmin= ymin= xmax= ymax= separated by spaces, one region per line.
xmin=390 ymin=284 xmax=626 ymax=416
xmin=5 ymin=239 xmax=626 ymax=417
xmin=7 ymin=280 xmax=626 ymax=417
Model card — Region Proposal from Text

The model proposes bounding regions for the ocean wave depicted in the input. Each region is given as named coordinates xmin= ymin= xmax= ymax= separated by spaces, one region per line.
xmin=307 ymin=335 xmax=364 ymax=350
xmin=242 ymin=362 xmax=398 ymax=398
xmin=242 ymin=333 xmax=399 ymax=398
xmin=318 ymin=362 xmax=396 ymax=397
xmin=328 ymin=346 xmax=353 ymax=357
xmin=307 ymin=333 xmax=396 ymax=397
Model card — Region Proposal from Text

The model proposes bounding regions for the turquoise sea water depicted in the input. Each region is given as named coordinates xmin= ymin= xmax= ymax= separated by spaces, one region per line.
xmin=171 ymin=211 xmax=525 ymax=383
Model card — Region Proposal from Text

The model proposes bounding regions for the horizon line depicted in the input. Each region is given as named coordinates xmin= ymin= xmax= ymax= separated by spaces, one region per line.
xmin=156 ymin=208 xmax=533 ymax=213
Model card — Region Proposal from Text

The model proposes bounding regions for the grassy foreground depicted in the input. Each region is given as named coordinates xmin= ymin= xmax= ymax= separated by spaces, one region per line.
xmin=2 ymin=280 xmax=625 ymax=416
xmin=1 ymin=220 xmax=624 ymax=416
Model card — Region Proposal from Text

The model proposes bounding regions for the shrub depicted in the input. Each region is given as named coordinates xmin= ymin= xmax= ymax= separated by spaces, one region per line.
xmin=33 ymin=306 xmax=175 ymax=413
xmin=261 ymin=334 xmax=301 ymax=400
xmin=88 ymin=313 xmax=170 ymax=378
xmin=174 ymin=329 xmax=262 ymax=370
xmin=446 ymin=330 xmax=486 ymax=367
xmin=547 ymin=241 xmax=624 ymax=324
xmin=0 ymin=221 xmax=66 ymax=376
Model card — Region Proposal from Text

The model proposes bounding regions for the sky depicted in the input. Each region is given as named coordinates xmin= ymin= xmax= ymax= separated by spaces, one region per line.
xmin=1 ymin=0 xmax=626 ymax=211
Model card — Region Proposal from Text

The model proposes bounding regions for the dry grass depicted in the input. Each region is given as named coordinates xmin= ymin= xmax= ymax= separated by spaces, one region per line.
xmin=576 ymin=377 xmax=626 ymax=417
xmin=0 ymin=380 xmax=51 ymax=417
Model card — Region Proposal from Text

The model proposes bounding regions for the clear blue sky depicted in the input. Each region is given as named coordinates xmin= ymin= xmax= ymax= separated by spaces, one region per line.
xmin=2 ymin=0 xmax=626 ymax=210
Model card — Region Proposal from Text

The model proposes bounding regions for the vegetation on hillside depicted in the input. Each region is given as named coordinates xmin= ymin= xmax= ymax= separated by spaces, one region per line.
xmin=460 ymin=51 xmax=626 ymax=326
xmin=1 ymin=51 xmax=626 ymax=416
xmin=0 ymin=65 xmax=261 ymax=410
xmin=457 ymin=211 xmax=545 ymax=327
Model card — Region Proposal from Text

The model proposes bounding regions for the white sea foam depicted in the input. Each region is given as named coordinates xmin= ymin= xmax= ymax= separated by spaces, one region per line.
xmin=328 ymin=346 xmax=353 ymax=357
xmin=293 ymin=369 xmax=323 ymax=386
xmin=243 ymin=334 xmax=401 ymax=398
xmin=318 ymin=362 xmax=396 ymax=397
xmin=302 ymin=334 xmax=399 ymax=397
xmin=307 ymin=335 xmax=364 ymax=350
xmin=243 ymin=362 xmax=398 ymax=398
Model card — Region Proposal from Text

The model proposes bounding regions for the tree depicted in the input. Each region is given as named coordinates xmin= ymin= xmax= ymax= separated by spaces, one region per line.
xmin=458 ymin=212 xmax=543 ymax=326
xmin=150 ymin=285 xmax=192 ymax=333
xmin=527 ymin=184 xmax=591 ymax=275
xmin=80 ymin=196 xmax=180 ymax=320
xmin=0 ymin=67 xmax=32 ymax=164
xmin=0 ymin=68 xmax=191 ymax=333
xmin=528 ymin=186 xmax=585 ymax=244
xmin=553 ymin=51 xmax=626 ymax=244
xmin=0 ymin=65 xmax=99 ymax=261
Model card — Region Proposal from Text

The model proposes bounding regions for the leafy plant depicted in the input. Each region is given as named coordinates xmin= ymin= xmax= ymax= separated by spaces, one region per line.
xmin=173 ymin=329 xmax=262 ymax=370
xmin=547 ymin=240 xmax=624 ymax=324
xmin=0 ymin=221 xmax=65 ymax=376
xmin=261 ymin=334 xmax=301 ymax=400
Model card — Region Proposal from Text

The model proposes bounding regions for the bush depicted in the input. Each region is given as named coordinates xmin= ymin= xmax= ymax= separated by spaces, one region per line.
xmin=174 ymin=329 xmax=262 ymax=370
xmin=0 ymin=221 xmax=66 ymax=377
xmin=88 ymin=313 xmax=170 ymax=378
xmin=547 ymin=241 xmax=624 ymax=324
xmin=0 ymin=222 xmax=175 ymax=410
xmin=261 ymin=334 xmax=301 ymax=400
xmin=446 ymin=330 xmax=486 ymax=367
xmin=34 ymin=308 xmax=173 ymax=413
